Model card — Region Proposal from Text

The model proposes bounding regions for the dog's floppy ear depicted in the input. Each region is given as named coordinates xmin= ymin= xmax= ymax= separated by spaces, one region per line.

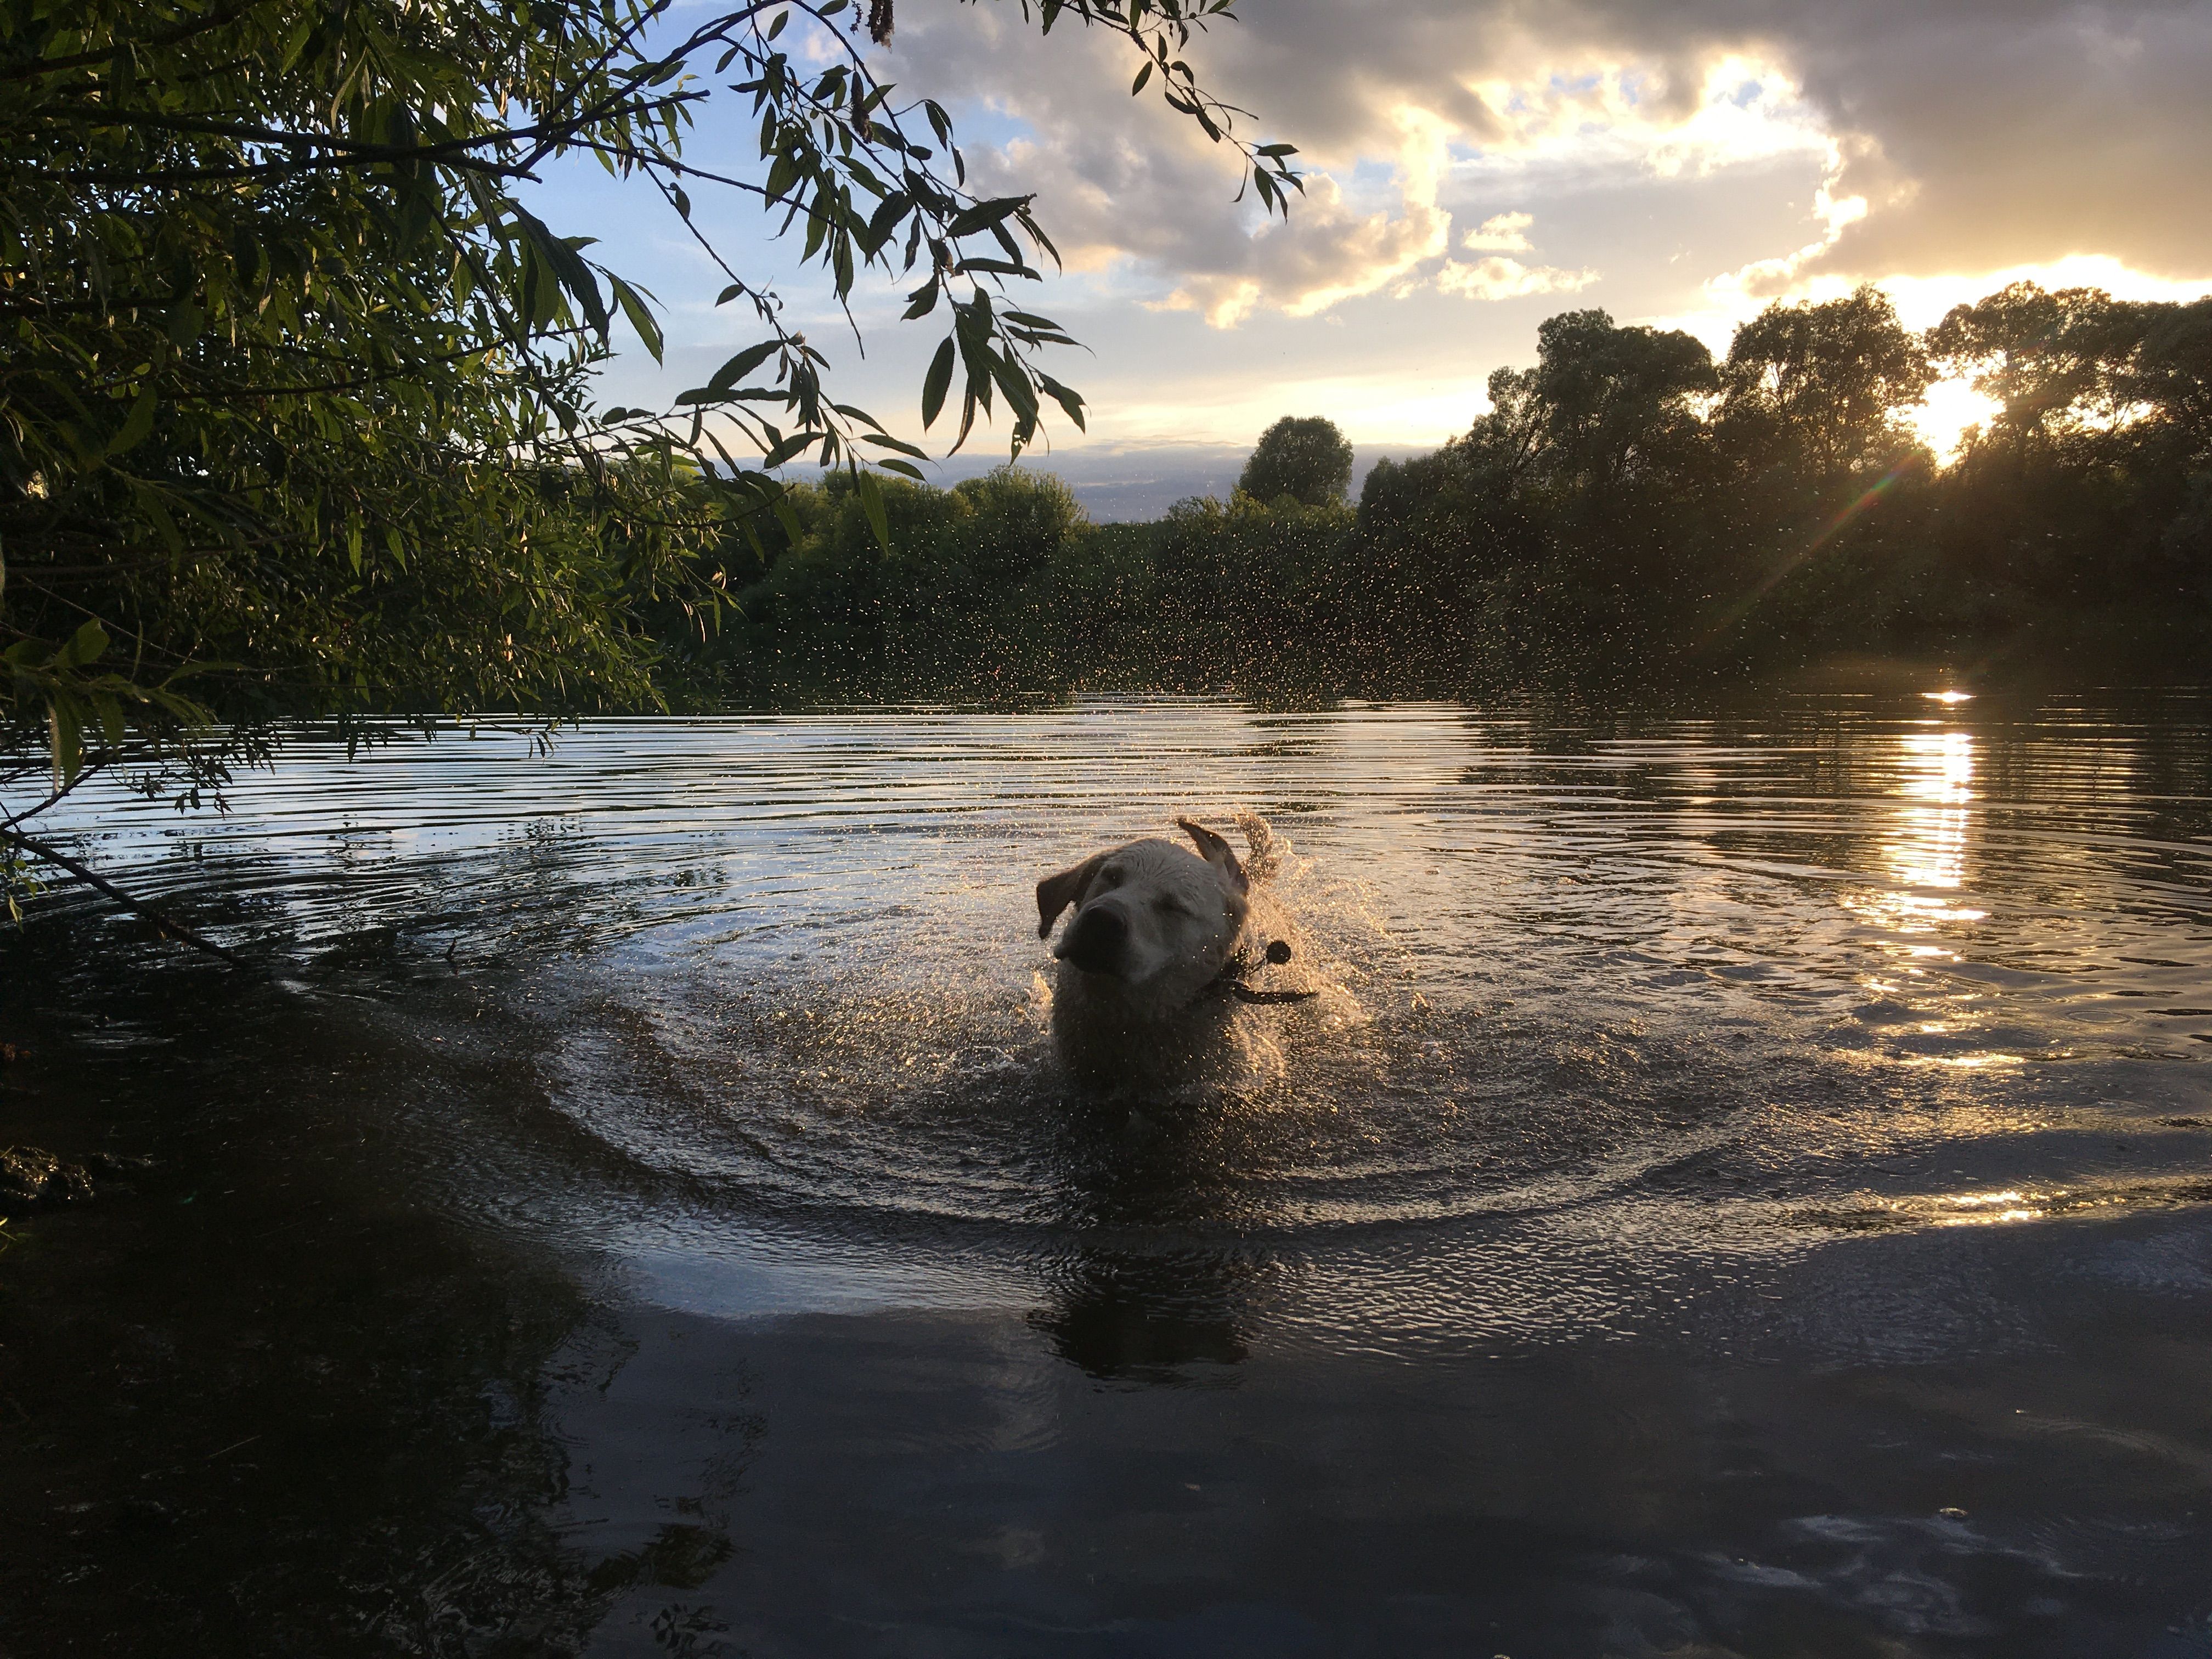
xmin=1177 ymin=816 xmax=1249 ymax=893
xmin=1036 ymin=851 xmax=1109 ymax=939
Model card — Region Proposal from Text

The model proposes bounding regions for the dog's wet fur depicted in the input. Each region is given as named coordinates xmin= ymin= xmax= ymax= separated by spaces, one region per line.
xmin=1037 ymin=815 xmax=1304 ymax=1090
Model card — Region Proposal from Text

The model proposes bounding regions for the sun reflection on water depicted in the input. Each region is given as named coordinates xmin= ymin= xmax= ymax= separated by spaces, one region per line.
xmin=1836 ymin=720 xmax=2022 ymax=1063
xmin=1892 ymin=726 xmax=1976 ymax=891
xmin=1935 ymin=1188 xmax=2068 ymax=1226
xmin=1843 ymin=724 xmax=1988 ymax=943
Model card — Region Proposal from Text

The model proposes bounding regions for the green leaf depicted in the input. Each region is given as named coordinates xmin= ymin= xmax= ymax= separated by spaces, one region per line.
xmin=902 ymin=278 xmax=941 ymax=320
xmin=989 ymin=352 xmax=1041 ymax=426
xmin=106 ymin=387 xmax=158 ymax=458
xmin=63 ymin=618 xmax=110 ymax=667
xmin=921 ymin=336 xmax=956 ymax=429
xmin=1132 ymin=61 xmax=1153 ymax=95
xmin=944 ymin=197 xmax=1027 ymax=239
xmin=511 ymin=205 xmax=608 ymax=336
xmin=863 ymin=191 xmax=912 ymax=253
xmin=48 ymin=701 xmax=83 ymax=788
xmin=1037 ymin=374 xmax=1088 ymax=431
xmin=771 ymin=489 xmax=805 ymax=547
xmin=859 ymin=432 xmax=928 ymax=459
xmin=855 ymin=467 xmax=891 ymax=552
xmin=710 ymin=340 xmax=781 ymax=396
xmin=165 ymin=301 xmax=205 ymax=350
xmin=93 ymin=690 xmax=127 ymax=748
xmin=610 ymin=276 xmax=664 ymax=364
xmin=761 ymin=431 xmax=814 ymax=467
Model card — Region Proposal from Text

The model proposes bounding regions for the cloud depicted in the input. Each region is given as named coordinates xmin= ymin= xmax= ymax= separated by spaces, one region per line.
xmin=1464 ymin=211 xmax=1536 ymax=252
xmin=873 ymin=0 xmax=2212 ymax=323
xmin=1437 ymin=255 xmax=1600 ymax=302
xmin=1152 ymin=113 xmax=1454 ymax=325
xmin=1781 ymin=4 xmax=2212 ymax=279
xmin=873 ymin=16 xmax=1453 ymax=326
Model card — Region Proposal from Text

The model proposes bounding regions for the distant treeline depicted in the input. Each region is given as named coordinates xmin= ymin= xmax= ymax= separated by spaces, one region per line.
xmin=660 ymin=283 xmax=2211 ymax=699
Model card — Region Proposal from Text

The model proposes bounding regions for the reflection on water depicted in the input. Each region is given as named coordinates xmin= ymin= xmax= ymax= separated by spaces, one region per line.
xmin=4 ymin=687 xmax=2211 ymax=1654
xmin=13 ymin=691 xmax=2212 ymax=1273
xmin=10 ymin=691 xmax=2211 ymax=1271
xmin=1889 ymin=723 xmax=1977 ymax=891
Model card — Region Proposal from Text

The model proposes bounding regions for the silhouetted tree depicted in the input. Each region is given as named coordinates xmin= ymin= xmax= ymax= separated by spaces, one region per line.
xmin=1238 ymin=416 xmax=1356 ymax=506
xmin=1456 ymin=367 xmax=1545 ymax=485
xmin=1928 ymin=284 xmax=2148 ymax=450
xmin=1525 ymin=310 xmax=1718 ymax=498
xmin=1719 ymin=286 xmax=1934 ymax=478
xmin=2131 ymin=300 xmax=2212 ymax=460
xmin=699 ymin=283 xmax=2212 ymax=700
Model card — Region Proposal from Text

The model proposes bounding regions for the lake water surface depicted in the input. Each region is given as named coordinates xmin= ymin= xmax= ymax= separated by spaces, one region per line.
xmin=4 ymin=690 xmax=2210 ymax=1656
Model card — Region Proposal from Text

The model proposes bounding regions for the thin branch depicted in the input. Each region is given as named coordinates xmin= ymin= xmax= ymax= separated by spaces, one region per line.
xmin=27 ymin=98 xmax=687 ymax=164
xmin=2 ymin=823 xmax=246 ymax=968
xmin=0 ymin=2 xmax=274 ymax=84
xmin=0 ymin=755 xmax=109 ymax=834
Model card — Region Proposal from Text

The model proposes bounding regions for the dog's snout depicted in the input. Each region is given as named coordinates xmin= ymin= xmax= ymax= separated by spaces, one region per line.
xmin=1056 ymin=902 xmax=1129 ymax=973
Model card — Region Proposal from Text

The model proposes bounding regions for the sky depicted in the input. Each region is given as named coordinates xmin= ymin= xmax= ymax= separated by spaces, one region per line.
xmin=535 ymin=0 xmax=2212 ymax=517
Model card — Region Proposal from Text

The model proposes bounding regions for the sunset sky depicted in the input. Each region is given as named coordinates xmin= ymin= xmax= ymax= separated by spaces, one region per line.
xmin=543 ymin=0 xmax=2212 ymax=507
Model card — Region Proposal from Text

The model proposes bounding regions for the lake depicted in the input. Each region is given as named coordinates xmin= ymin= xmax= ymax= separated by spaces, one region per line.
xmin=3 ymin=689 xmax=2210 ymax=1657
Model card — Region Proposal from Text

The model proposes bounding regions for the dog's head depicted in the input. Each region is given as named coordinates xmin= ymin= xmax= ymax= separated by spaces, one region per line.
xmin=1037 ymin=818 xmax=1251 ymax=990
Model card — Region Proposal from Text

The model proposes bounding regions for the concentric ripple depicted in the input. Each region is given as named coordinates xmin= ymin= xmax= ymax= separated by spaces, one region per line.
xmin=22 ymin=691 xmax=2212 ymax=1339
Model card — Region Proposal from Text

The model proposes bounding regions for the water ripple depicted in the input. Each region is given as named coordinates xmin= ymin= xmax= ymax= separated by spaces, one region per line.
xmin=18 ymin=691 xmax=2212 ymax=1329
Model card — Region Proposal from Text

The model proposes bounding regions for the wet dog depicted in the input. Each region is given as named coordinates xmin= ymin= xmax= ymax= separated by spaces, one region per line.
xmin=1036 ymin=815 xmax=1310 ymax=1090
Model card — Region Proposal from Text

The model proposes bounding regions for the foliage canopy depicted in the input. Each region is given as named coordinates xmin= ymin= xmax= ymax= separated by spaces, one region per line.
xmin=1237 ymin=415 xmax=1355 ymax=507
xmin=0 ymin=0 xmax=1297 ymax=813
xmin=723 ymin=283 xmax=2211 ymax=702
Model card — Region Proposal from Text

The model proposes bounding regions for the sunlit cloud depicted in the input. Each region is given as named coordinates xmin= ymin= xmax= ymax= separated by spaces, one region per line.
xmin=1436 ymin=255 xmax=1600 ymax=302
xmin=1153 ymin=150 xmax=1454 ymax=325
xmin=1463 ymin=211 xmax=1535 ymax=252
xmin=1451 ymin=52 xmax=1838 ymax=184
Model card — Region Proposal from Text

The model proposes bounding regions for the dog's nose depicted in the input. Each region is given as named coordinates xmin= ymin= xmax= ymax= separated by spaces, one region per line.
xmin=1057 ymin=903 xmax=1128 ymax=973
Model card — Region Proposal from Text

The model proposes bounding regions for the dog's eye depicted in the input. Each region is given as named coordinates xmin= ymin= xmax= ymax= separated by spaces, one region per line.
xmin=1098 ymin=866 xmax=1123 ymax=888
xmin=1153 ymin=895 xmax=1187 ymax=917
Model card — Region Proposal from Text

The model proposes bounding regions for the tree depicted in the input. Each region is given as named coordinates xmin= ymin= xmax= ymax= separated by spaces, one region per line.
xmin=1238 ymin=416 xmax=1354 ymax=506
xmin=1461 ymin=366 xmax=1545 ymax=484
xmin=1927 ymin=283 xmax=2147 ymax=449
xmin=0 ymin=0 xmax=1300 ymax=938
xmin=1718 ymin=286 xmax=1933 ymax=478
xmin=630 ymin=284 xmax=2212 ymax=704
xmin=2130 ymin=300 xmax=2212 ymax=464
xmin=1523 ymin=310 xmax=1717 ymax=498
xmin=1931 ymin=286 xmax=2210 ymax=613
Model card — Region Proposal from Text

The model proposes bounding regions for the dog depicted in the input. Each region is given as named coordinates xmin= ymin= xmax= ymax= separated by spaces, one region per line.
xmin=1036 ymin=815 xmax=1311 ymax=1090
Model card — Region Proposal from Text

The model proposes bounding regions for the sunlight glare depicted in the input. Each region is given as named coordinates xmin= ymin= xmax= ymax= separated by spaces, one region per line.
xmin=1891 ymin=728 xmax=1976 ymax=889
xmin=1907 ymin=377 xmax=2002 ymax=462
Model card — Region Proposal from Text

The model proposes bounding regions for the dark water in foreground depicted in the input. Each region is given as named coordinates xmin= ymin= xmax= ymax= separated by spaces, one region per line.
xmin=3 ymin=691 xmax=2210 ymax=1657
